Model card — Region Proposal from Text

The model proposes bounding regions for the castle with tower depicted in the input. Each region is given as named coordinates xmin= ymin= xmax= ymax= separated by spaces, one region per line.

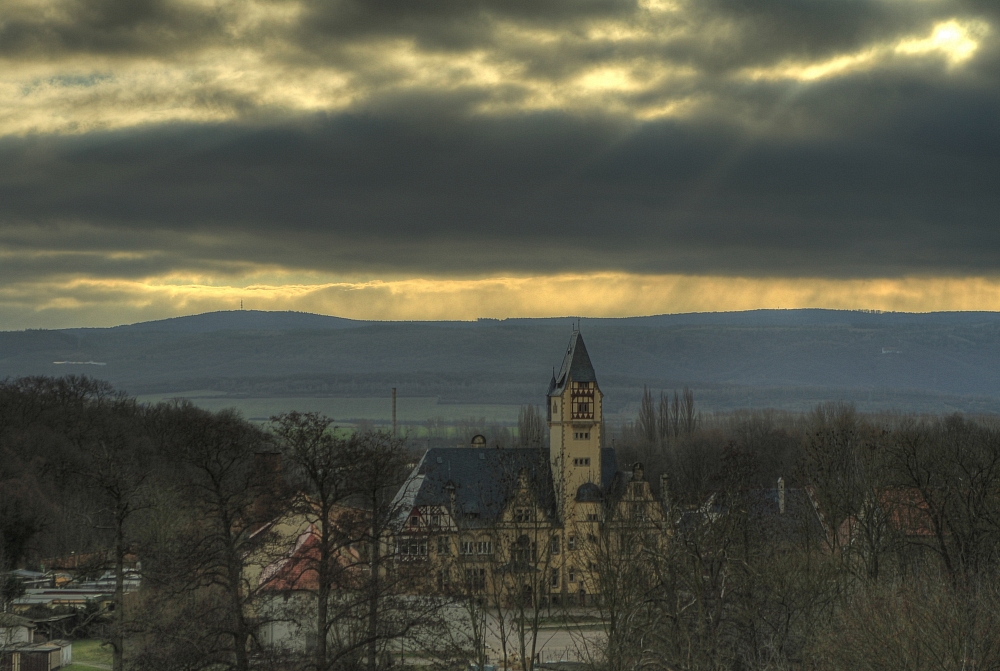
xmin=390 ymin=329 xmax=665 ymax=602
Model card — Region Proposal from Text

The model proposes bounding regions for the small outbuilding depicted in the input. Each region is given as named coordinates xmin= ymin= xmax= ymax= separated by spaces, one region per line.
xmin=0 ymin=614 xmax=35 ymax=646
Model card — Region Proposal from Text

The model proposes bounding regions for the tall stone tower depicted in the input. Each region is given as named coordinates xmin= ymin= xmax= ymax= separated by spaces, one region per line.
xmin=547 ymin=329 xmax=603 ymax=520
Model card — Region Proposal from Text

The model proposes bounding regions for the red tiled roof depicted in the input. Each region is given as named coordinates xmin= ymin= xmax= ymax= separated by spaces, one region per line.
xmin=259 ymin=522 xmax=363 ymax=592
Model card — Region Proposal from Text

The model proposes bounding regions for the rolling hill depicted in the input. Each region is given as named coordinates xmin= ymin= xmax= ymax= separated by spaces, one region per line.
xmin=3 ymin=309 xmax=1000 ymax=419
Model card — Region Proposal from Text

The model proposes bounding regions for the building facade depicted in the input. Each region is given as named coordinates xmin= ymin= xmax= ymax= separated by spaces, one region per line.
xmin=390 ymin=330 xmax=668 ymax=605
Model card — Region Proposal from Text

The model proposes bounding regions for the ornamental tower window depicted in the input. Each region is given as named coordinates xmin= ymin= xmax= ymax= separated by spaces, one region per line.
xmin=571 ymin=381 xmax=595 ymax=420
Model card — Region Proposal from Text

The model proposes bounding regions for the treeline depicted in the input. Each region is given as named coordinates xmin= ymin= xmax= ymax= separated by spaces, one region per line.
xmin=0 ymin=376 xmax=427 ymax=671
xmin=7 ymin=376 xmax=1000 ymax=669
xmin=597 ymin=391 xmax=1000 ymax=670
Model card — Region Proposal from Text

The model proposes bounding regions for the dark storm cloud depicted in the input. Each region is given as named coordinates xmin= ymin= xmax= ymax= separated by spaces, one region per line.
xmin=0 ymin=0 xmax=229 ymax=58
xmin=0 ymin=0 xmax=976 ymax=74
xmin=298 ymin=0 xmax=638 ymax=44
xmin=2 ymin=0 xmax=1000 ymax=287
xmin=2 ymin=58 xmax=1000 ymax=281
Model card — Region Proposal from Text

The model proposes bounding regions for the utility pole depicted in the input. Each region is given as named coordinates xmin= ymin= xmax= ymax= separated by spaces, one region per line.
xmin=392 ymin=387 xmax=397 ymax=437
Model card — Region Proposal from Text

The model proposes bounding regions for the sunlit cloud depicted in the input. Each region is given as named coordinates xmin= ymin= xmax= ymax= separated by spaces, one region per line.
xmin=744 ymin=18 xmax=990 ymax=83
xmin=896 ymin=19 xmax=990 ymax=66
xmin=1 ymin=0 xmax=992 ymax=137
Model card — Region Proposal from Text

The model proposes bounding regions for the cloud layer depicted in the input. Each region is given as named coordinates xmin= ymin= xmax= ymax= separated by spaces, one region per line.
xmin=1 ymin=0 xmax=999 ymax=327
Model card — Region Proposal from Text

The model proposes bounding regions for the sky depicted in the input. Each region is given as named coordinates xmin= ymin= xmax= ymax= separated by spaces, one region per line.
xmin=1 ymin=0 xmax=999 ymax=328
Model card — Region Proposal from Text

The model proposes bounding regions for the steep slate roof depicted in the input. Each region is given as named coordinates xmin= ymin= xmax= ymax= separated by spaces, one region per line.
xmin=394 ymin=446 xmax=621 ymax=528
xmin=549 ymin=331 xmax=597 ymax=396
xmin=393 ymin=447 xmax=559 ymax=529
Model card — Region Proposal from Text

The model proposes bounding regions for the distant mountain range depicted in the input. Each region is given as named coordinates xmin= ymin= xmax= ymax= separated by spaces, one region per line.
xmin=4 ymin=309 xmax=1000 ymax=417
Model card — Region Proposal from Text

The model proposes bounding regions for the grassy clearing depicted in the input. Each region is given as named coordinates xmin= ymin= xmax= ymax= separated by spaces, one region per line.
xmin=69 ymin=639 xmax=112 ymax=666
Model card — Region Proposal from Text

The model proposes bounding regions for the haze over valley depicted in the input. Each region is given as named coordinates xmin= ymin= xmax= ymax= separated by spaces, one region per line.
xmin=4 ymin=308 xmax=1000 ymax=423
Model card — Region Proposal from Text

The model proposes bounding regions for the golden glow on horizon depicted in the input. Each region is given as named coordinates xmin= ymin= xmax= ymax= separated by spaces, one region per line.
xmin=5 ymin=272 xmax=1000 ymax=329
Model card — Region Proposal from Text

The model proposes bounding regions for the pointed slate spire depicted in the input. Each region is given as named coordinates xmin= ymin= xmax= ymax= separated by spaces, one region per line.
xmin=549 ymin=331 xmax=597 ymax=396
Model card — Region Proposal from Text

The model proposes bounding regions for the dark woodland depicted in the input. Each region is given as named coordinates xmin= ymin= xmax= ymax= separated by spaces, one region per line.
xmin=3 ymin=374 xmax=1000 ymax=669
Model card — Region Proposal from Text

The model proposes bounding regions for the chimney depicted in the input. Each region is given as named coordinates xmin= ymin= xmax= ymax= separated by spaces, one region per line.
xmin=778 ymin=477 xmax=785 ymax=514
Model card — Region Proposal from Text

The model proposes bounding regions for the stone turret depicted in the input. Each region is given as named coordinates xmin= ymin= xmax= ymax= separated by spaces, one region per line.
xmin=547 ymin=329 xmax=602 ymax=519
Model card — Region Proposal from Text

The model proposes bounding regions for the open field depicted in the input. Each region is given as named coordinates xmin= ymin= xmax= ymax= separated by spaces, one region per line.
xmin=135 ymin=388 xmax=1000 ymax=432
xmin=135 ymin=393 xmax=524 ymax=425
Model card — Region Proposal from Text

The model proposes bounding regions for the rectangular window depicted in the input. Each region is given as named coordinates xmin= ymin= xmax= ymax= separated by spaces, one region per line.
xmin=568 ymin=568 xmax=576 ymax=583
xmin=573 ymin=457 xmax=591 ymax=466
xmin=568 ymin=535 xmax=576 ymax=551
xmin=436 ymin=536 xmax=450 ymax=555
xmin=550 ymin=568 xmax=560 ymax=587
xmin=460 ymin=541 xmax=474 ymax=555
xmin=514 ymin=508 xmax=531 ymax=523
xmin=550 ymin=535 xmax=560 ymax=555
xmin=409 ymin=516 xmax=420 ymax=527
xmin=431 ymin=514 xmax=441 ymax=527
xmin=586 ymin=513 xmax=599 ymax=522
xmin=465 ymin=568 xmax=486 ymax=591
xmin=397 ymin=539 xmax=427 ymax=557
xmin=476 ymin=541 xmax=493 ymax=555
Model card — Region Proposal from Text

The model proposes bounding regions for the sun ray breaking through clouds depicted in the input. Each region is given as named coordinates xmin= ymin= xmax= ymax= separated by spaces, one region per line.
xmin=2 ymin=0 xmax=1000 ymax=327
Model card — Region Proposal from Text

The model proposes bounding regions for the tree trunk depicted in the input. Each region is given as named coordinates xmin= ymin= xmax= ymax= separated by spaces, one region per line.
xmin=228 ymin=543 xmax=250 ymax=671
xmin=113 ymin=511 xmax=125 ymax=671
xmin=367 ymin=516 xmax=380 ymax=671
xmin=317 ymin=522 xmax=330 ymax=671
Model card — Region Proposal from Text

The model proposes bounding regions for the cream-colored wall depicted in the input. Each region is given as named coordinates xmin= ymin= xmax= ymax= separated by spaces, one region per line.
xmin=549 ymin=377 xmax=603 ymax=521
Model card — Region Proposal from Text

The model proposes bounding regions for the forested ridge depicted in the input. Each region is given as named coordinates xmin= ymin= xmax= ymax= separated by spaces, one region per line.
xmin=4 ymin=309 xmax=1000 ymax=415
